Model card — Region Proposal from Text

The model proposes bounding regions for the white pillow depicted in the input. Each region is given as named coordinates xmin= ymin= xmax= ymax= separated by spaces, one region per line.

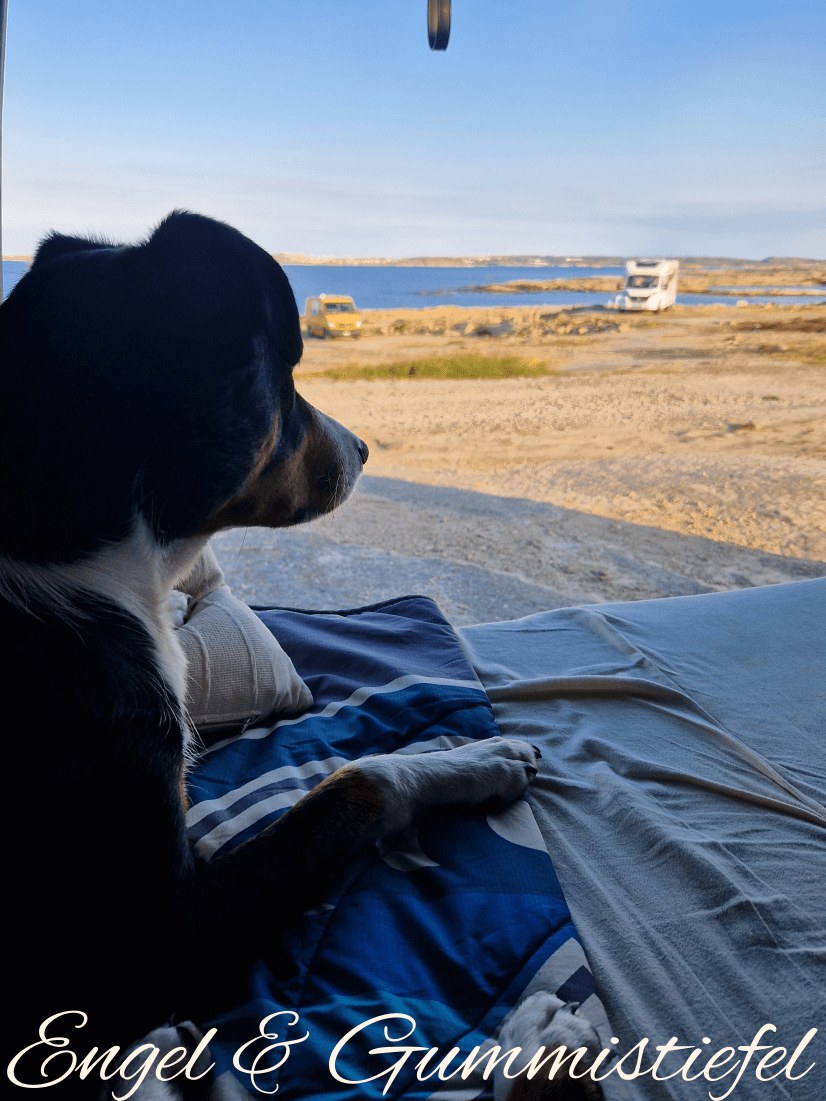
xmin=174 ymin=544 xmax=312 ymax=735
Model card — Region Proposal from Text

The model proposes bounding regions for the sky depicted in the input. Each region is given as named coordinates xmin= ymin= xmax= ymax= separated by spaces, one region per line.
xmin=1 ymin=0 xmax=824 ymax=259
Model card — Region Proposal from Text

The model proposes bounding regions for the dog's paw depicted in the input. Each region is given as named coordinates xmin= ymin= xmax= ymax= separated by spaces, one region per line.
xmin=118 ymin=1020 xmax=214 ymax=1099
xmin=356 ymin=737 xmax=541 ymax=838
xmin=167 ymin=590 xmax=191 ymax=628
xmin=436 ymin=736 xmax=542 ymax=805
xmin=495 ymin=993 xmax=604 ymax=1101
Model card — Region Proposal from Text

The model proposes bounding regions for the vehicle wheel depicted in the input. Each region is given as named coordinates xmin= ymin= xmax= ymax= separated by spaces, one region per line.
xmin=428 ymin=0 xmax=450 ymax=50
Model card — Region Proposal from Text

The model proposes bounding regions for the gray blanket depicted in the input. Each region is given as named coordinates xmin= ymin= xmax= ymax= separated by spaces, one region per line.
xmin=459 ymin=578 xmax=826 ymax=1101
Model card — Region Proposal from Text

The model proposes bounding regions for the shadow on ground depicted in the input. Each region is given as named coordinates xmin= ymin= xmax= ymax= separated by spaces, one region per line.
xmin=211 ymin=476 xmax=825 ymax=627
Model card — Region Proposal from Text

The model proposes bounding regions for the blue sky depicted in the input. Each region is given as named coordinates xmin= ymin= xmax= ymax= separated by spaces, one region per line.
xmin=2 ymin=0 xmax=824 ymax=258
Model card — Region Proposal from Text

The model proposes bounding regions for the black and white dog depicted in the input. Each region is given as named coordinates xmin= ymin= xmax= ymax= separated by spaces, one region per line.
xmin=0 ymin=212 xmax=578 ymax=1096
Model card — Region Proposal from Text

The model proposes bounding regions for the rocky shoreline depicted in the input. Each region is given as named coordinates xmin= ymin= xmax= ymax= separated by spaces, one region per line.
xmin=416 ymin=262 xmax=826 ymax=299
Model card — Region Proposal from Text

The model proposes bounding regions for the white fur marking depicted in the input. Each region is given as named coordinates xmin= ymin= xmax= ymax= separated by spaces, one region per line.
xmin=0 ymin=518 xmax=209 ymax=763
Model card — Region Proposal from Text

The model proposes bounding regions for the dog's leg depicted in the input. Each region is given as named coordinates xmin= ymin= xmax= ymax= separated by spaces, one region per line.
xmin=494 ymin=993 xmax=605 ymax=1101
xmin=353 ymin=736 xmax=542 ymax=836
xmin=201 ymin=737 xmax=541 ymax=931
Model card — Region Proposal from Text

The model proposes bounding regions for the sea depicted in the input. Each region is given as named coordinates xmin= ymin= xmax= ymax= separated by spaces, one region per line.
xmin=2 ymin=259 xmax=823 ymax=310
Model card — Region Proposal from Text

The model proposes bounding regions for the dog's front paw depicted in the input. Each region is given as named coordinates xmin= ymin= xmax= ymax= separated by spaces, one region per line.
xmin=120 ymin=1020 xmax=214 ymax=1099
xmin=357 ymin=737 xmax=542 ymax=838
xmin=167 ymin=590 xmax=190 ymax=628
xmin=495 ymin=993 xmax=604 ymax=1101
xmin=439 ymin=736 xmax=542 ymax=805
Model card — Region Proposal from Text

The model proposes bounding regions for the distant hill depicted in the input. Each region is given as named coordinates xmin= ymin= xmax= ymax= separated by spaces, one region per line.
xmin=272 ymin=253 xmax=625 ymax=267
xmin=271 ymin=253 xmax=823 ymax=268
xmin=7 ymin=253 xmax=822 ymax=268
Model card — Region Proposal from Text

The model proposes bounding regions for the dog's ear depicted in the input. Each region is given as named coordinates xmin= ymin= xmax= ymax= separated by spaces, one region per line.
xmin=140 ymin=210 xmax=303 ymax=369
xmin=31 ymin=231 xmax=119 ymax=270
xmin=132 ymin=212 xmax=305 ymax=540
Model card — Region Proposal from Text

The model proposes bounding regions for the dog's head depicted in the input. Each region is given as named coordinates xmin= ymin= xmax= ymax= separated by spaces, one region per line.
xmin=0 ymin=211 xmax=367 ymax=564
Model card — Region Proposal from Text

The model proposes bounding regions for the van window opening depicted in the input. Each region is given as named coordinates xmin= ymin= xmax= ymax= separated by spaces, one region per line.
xmin=626 ymin=276 xmax=659 ymax=288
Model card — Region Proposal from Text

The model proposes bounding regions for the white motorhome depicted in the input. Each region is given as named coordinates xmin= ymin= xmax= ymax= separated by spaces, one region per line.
xmin=615 ymin=259 xmax=679 ymax=311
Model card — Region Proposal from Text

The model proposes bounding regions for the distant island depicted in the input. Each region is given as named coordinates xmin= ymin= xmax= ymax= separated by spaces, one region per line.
xmin=5 ymin=254 xmax=823 ymax=272
xmin=271 ymin=253 xmax=596 ymax=267
xmin=270 ymin=253 xmax=823 ymax=269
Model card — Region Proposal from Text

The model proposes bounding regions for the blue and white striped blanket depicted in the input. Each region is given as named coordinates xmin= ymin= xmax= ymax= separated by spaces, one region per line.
xmin=185 ymin=596 xmax=601 ymax=1099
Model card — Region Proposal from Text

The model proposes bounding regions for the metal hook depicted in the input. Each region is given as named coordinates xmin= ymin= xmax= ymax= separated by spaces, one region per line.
xmin=427 ymin=0 xmax=450 ymax=51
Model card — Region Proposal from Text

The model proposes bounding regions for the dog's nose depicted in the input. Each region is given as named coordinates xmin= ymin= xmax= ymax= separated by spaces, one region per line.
xmin=357 ymin=439 xmax=369 ymax=464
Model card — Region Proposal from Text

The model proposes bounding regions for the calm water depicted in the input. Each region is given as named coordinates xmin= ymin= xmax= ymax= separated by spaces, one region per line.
xmin=282 ymin=264 xmax=625 ymax=310
xmin=2 ymin=260 xmax=29 ymax=298
xmin=3 ymin=259 xmax=823 ymax=309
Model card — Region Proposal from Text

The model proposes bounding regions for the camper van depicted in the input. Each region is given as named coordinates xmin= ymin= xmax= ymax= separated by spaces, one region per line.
xmin=303 ymin=294 xmax=362 ymax=338
xmin=615 ymin=259 xmax=679 ymax=312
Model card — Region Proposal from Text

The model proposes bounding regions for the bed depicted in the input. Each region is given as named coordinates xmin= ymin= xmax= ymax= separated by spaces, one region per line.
xmin=183 ymin=577 xmax=825 ymax=1100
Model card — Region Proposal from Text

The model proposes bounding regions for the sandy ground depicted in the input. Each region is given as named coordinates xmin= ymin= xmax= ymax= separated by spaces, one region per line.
xmin=214 ymin=300 xmax=824 ymax=622
xmin=296 ymin=302 xmax=825 ymax=555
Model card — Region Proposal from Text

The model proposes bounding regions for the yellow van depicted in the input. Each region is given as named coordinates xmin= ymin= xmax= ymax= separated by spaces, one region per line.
xmin=303 ymin=295 xmax=362 ymax=338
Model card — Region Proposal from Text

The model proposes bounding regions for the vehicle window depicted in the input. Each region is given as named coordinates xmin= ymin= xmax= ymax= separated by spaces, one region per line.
xmin=627 ymin=276 xmax=658 ymax=288
xmin=325 ymin=302 xmax=355 ymax=313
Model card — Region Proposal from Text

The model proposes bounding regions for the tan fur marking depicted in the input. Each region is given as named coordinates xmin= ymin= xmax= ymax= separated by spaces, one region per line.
xmin=196 ymin=408 xmax=347 ymax=533
xmin=179 ymin=766 xmax=190 ymax=813
xmin=298 ymin=765 xmax=387 ymax=830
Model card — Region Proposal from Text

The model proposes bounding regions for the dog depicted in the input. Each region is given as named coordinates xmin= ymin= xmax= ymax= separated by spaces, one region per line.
xmin=1 ymin=212 xmax=589 ymax=1098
